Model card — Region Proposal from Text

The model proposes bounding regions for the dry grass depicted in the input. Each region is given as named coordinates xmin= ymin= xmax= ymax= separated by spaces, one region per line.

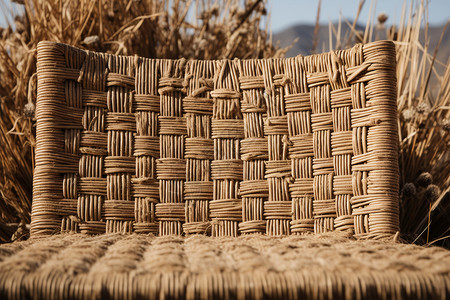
xmin=0 ymin=0 xmax=448 ymax=246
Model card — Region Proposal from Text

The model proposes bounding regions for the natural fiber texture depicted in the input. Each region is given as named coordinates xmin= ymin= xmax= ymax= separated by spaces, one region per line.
xmin=32 ymin=41 xmax=399 ymax=238
xmin=0 ymin=233 xmax=448 ymax=300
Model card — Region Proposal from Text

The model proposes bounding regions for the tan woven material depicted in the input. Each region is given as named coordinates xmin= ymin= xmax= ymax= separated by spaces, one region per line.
xmin=0 ymin=234 xmax=449 ymax=299
xmin=32 ymin=41 xmax=399 ymax=238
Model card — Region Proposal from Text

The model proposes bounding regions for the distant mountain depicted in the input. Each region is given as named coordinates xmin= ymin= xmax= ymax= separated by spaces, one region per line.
xmin=273 ymin=22 xmax=450 ymax=65
xmin=273 ymin=22 xmax=362 ymax=56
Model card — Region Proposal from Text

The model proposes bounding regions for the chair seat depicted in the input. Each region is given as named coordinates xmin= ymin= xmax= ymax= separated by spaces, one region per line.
xmin=0 ymin=233 xmax=449 ymax=299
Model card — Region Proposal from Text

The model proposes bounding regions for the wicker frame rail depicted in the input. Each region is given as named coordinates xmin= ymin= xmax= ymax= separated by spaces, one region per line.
xmin=32 ymin=40 xmax=399 ymax=238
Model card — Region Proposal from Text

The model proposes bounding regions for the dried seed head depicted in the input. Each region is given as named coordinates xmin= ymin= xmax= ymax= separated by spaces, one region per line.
xmin=402 ymin=108 xmax=415 ymax=122
xmin=416 ymin=172 xmax=433 ymax=188
xmin=378 ymin=12 xmax=388 ymax=24
xmin=416 ymin=102 xmax=430 ymax=114
xmin=424 ymin=184 xmax=440 ymax=203
xmin=24 ymin=102 xmax=35 ymax=118
xmin=402 ymin=182 xmax=416 ymax=198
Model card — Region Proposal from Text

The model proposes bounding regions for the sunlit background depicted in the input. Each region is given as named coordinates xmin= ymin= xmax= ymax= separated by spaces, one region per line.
xmin=268 ymin=0 xmax=449 ymax=32
xmin=1 ymin=0 xmax=449 ymax=31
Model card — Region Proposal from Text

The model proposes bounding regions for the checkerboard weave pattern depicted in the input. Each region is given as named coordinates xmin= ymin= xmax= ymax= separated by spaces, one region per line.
xmin=31 ymin=40 xmax=399 ymax=239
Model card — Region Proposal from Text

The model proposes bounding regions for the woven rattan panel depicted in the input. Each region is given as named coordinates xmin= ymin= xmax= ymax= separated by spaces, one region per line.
xmin=32 ymin=41 xmax=399 ymax=238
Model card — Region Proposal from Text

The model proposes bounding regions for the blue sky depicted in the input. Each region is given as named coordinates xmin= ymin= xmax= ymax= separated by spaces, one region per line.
xmin=1 ymin=0 xmax=449 ymax=32
xmin=268 ymin=0 xmax=450 ymax=32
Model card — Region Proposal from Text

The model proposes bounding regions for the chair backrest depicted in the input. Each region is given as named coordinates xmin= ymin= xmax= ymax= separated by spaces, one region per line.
xmin=32 ymin=40 xmax=399 ymax=239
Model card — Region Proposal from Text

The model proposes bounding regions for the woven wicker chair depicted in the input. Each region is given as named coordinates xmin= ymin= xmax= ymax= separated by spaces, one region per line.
xmin=0 ymin=40 xmax=448 ymax=299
